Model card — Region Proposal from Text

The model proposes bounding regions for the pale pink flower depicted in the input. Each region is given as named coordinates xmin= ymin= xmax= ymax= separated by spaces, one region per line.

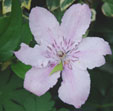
xmin=14 ymin=4 xmax=111 ymax=108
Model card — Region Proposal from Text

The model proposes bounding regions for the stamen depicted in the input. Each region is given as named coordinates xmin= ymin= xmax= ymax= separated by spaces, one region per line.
xmin=71 ymin=57 xmax=79 ymax=61
xmin=68 ymin=39 xmax=71 ymax=45
xmin=66 ymin=50 xmax=70 ymax=54
xmin=70 ymin=41 xmax=75 ymax=46
xmin=68 ymin=64 xmax=72 ymax=70
xmin=47 ymin=46 xmax=52 ymax=51
xmin=74 ymin=51 xmax=80 ymax=54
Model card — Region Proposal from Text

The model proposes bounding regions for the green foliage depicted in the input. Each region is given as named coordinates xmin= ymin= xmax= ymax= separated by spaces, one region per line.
xmin=0 ymin=0 xmax=22 ymax=61
xmin=11 ymin=61 xmax=31 ymax=79
xmin=46 ymin=0 xmax=74 ymax=22
xmin=82 ymin=68 xmax=113 ymax=111
xmin=20 ymin=0 xmax=32 ymax=10
xmin=60 ymin=0 xmax=75 ymax=11
xmin=2 ymin=0 xmax=31 ymax=14
xmin=91 ymin=9 xmax=96 ymax=22
xmin=0 ymin=70 xmax=56 ymax=111
xmin=100 ymin=63 xmax=113 ymax=74
xmin=46 ymin=0 xmax=60 ymax=11
xmin=102 ymin=0 xmax=113 ymax=17
xmin=46 ymin=0 xmax=75 ymax=12
xmin=20 ymin=23 xmax=33 ymax=44
xmin=0 ymin=0 xmax=113 ymax=111
xmin=0 ymin=0 xmax=32 ymax=62
xmin=24 ymin=93 xmax=55 ymax=111
xmin=58 ymin=108 xmax=69 ymax=111
xmin=0 ymin=70 xmax=30 ymax=111
xmin=89 ymin=13 xmax=113 ymax=59
xmin=52 ymin=8 xmax=64 ymax=23
xmin=84 ymin=8 xmax=113 ymax=110
xmin=2 ymin=0 xmax=12 ymax=14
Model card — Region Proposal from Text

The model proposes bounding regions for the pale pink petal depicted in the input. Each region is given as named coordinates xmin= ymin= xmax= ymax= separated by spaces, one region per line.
xmin=60 ymin=4 xmax=91 ymax=43
xmin=75 ymin=37 xmax=112 ymax=69
xmin=29 ymin=6 xmax=60 ymax=45
xmin=24 ymin=66 xmax=60 ymax=96
xmin=58 ymin=65 xmax=90 ymax=108
xmin=14 ymin=43 xmax=50 ymax=67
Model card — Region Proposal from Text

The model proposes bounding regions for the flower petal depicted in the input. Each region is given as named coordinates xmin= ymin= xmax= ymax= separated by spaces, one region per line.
xmin=58 ymin=65 xmax=90 ymax=108
xmin=75 ymin=37 xmax=112 ymax=69
xmin=14 ymin=43 xmax=50 ymax=67
xmin=29 ymin=6 xmax=60 ymax=45
xmin=60 ymin=4 xmax=91 ymax=43
xmin=24 ymin=66 xmax=60 ymax=96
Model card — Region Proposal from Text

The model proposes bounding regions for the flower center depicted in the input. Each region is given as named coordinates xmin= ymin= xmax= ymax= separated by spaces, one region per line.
xmin=57 ymin=51 xmax=64 ymax=57
xmin=46 ymin=38 xmax=80 ymax=68
xmin=57 ymin=51 xmax=66 ymax=61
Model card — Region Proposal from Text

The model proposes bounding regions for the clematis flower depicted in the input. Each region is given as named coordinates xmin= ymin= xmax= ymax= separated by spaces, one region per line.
xmin=14 ymin=4 xmax=111 ymax=108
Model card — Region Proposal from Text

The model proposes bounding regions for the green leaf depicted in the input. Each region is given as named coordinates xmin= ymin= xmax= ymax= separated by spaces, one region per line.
xmin=102 ymin=0 xmax=113 ymax=17
xmin=46 ymin=0 xmax=60 ymax=11
xmin=1 ymin=60 xmax=12 ymax=71
xmin=82 ymin=30 xmax=89 ymax=38
xmin=20 ymin=0 xmax=32 ymax=10
xmin=89 ymin=16 xmax=113 ymax=45
xmin=2 ymin=0 xmax=12 ymax=14
xmin=20 ymin=23 xmax=32 ymax=44
xmin=60 ymin=0 xmax=75 ymax=11
xmin=50 ymin=62 xmax=63 ymax=75
xmin=0 ymin=70 xmax=30 ymax=111
xmin=0 ymin=0 xmax=22 ymax=61
xmin=99 ymin=63 xmax=113 ymax=74
xmin=53 ymin=8 xmax=64 ymax=23
xmin=90 ymin=69 xmax=113 ymax=96
xmin=89 ymin=13 xmax=113 ymax=61
xmin=102 ymin=0 xmax=113 ymax=4
xmin=2 ymin=0 xmax=32 ymax=14
xmin=0 ymin=16 xmax=10 ymax=36
xmin=24 ymin=93 xmax=55 ymax=111
xmin=102 ymin=2 xmax=113 ymax=17
xmin=91 ymin=9 xmax=96 ymax=22
xmin=0 ymin=70 xmax=55 ymax=111
xmin=58 ymin=108 xmax=69 ymax=111
xmin=11 ymin=61 xmax=31 ymax=79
